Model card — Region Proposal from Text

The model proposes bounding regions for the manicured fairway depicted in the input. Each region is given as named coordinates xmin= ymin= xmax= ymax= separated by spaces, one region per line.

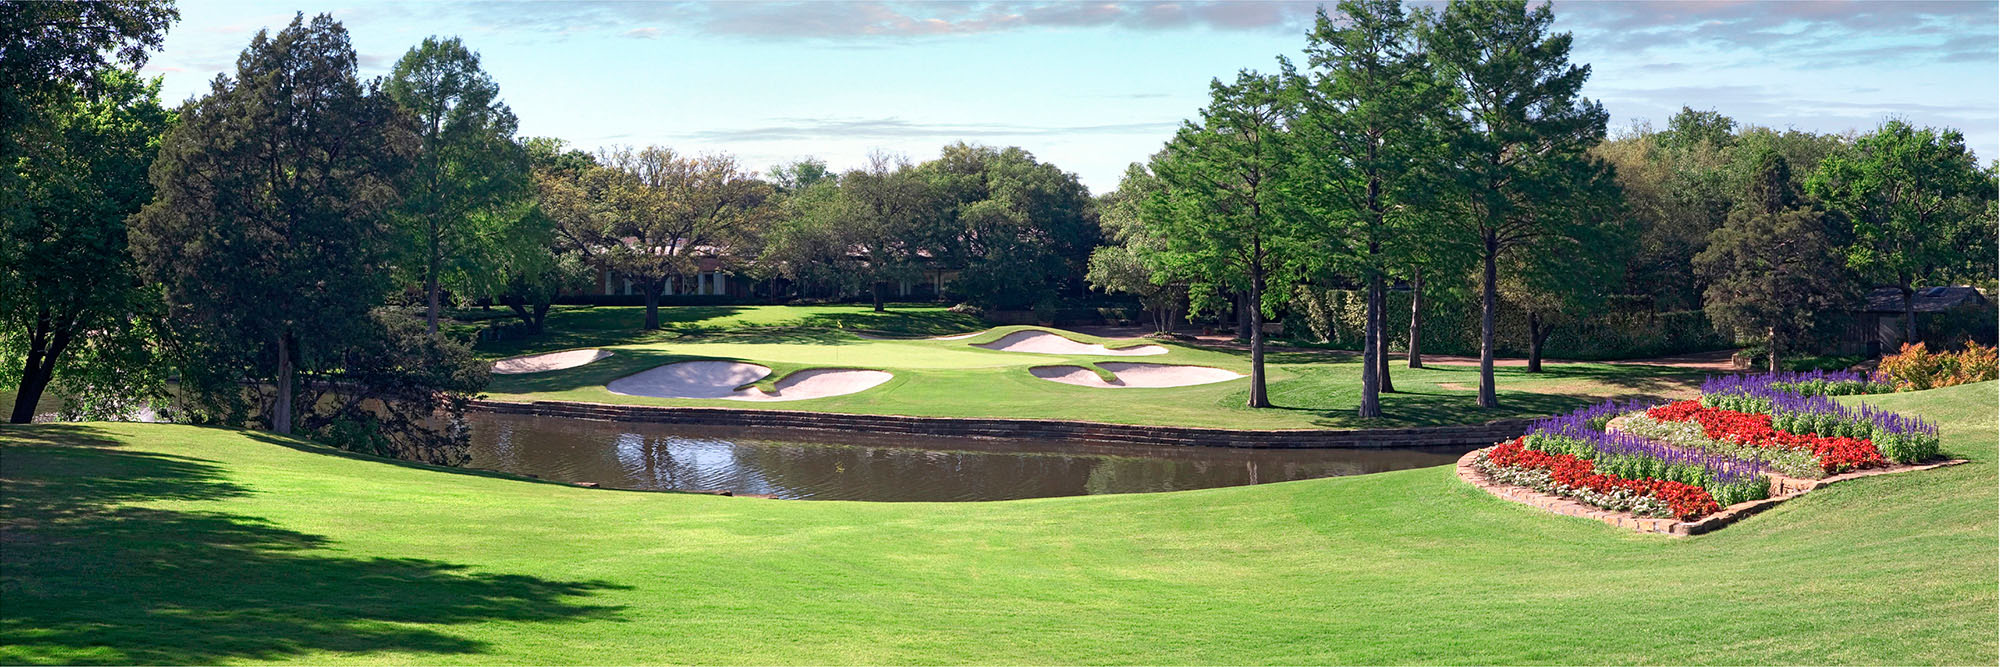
xmin=3 ymin=382 xmax=1993 ymax=665
xmin=476 ymin=306 xmax=1707 ymax=429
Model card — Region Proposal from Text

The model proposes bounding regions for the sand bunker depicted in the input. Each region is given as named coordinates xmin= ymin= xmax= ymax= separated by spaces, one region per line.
xmin=1031 ymin=362 xmax=1243 ymax=388
xmin=976 ymin=331 xmax=1167 ymax=356
xmin=607 ymin=360 xmax=892 ymax=401
xmin=492 ymin=349 xmax=612 ymax=374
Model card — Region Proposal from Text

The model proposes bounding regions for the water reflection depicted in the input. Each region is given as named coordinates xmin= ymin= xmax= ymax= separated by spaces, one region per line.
xmin=465 ymin=412 xmax=1477 ymax=502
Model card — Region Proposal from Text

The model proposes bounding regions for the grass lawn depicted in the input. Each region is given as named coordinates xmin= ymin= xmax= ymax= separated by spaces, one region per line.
xmin=472 ymin=305 xmax=1705 ymax=429
xmin=2 ymin=381 xmax=1993 ymax=665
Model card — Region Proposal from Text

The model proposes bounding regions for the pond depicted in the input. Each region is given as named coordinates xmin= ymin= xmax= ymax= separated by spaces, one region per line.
xmin=462 ymin=411 xmax=1478 ymax=501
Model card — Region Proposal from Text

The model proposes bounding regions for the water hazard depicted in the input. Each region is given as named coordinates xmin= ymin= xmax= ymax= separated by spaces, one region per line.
xmin=463 ymin=411 xmax=1477 ymax=501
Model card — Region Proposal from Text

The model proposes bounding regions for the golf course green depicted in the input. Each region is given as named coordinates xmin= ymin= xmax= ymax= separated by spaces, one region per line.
xmin=3 ymin=381 xmax=1992 ymax=664
xmin=476 ymin=305 xmax=1707 ymax=429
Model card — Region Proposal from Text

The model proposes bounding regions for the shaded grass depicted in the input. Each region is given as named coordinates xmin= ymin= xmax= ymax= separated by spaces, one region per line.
xmin=1 ymin=382 xmax=1993 ymax=664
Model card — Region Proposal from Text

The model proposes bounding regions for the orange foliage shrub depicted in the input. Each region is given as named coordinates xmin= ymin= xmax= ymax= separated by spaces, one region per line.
xmin=1876 ymin=342 xmax=1999 ymax=391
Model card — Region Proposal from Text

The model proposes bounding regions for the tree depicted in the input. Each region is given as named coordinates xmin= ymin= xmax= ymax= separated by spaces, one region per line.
xmin=758 ymin=173 xmax=866 ymax=299
xmin=0 ymin=0 xmax=177 ymax=159
xmin=556 ymin=147 xmax=772 ymax=330
xmin=846 ymin=152 xmax=942 ymax=312
xmin=769 ymin=156 xmax=834 ymax=194
xmin=1428 ymin=0 xmax=1608 ymax=408
xmin=1807 ymin=120 xmax=1995 ymax=343
xmin=1698 ymin=153 xmax=1848 ymax=372
xmin=1499 ymin=160 xmax=1628 ymax=372
xmin=1288 ymin=0 xmax=1441 ymax=416
xmin=491 ymin=136 xmax=597 ymax=335
xmin=130 ymin=13 xmax=415 ymax=436
xmin=1 ymin=70 xmax=173 ymax=423
xmin=385 ymin=36 xmax=540 ymax=334
xmin=1087 ymin=163 xmax=1186 ymax=333
xmin=923 ymin=143 xmax=1098 ymax=311
xmin=1149 ymin=71 xmax=1299 ymax=408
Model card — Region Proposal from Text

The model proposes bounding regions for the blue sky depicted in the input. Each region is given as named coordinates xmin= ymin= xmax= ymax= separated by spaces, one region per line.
xmin=139 ymin=1 xmax=1998 ymax=194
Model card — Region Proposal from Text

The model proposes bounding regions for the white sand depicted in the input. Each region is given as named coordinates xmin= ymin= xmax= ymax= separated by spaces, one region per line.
xmin=1030 ymin=362 xmax=1244 ymax=388
xmin=607 ymin=360 xmax=892 ymax=401
xmin=492 ymin=349 xmax=613 ymax=374
xmin=975 ymin=331 xmax=1167 ymax=356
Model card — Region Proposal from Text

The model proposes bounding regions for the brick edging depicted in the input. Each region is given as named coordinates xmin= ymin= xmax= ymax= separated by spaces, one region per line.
xmin=464 ymin=398 xmax=1531 ymax=449
xmin=1456 ymin=447 xmax=1969 ymax=536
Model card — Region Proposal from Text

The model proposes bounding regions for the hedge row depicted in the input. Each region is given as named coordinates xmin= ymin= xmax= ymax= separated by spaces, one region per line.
xmin=1289 ymin=287 xmax=1731 ymax=360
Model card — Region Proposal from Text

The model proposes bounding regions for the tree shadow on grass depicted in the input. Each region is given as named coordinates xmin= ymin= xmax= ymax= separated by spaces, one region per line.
xmin=1 ymin=429 xmax=624 ymax=665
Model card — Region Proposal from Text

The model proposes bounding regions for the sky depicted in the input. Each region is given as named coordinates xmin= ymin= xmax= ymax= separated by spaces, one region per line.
xmin=136 ymin=0 xmax=1999 ymax=194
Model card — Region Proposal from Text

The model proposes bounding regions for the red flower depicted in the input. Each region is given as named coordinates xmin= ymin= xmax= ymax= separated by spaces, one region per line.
xmin=1644 ymin=401 xmax=1886 ymax=474
xmin=1486 ymin=438 xmax=1721 ymax=519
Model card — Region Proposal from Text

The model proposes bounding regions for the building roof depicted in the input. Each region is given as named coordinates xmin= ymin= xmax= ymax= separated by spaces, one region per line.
xmin=1860 ymin=286 xmax=1990 ymax=313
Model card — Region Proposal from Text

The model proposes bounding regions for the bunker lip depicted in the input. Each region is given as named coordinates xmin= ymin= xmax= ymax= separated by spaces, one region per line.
xmin=976 ymin=330 xmax=1167 ymax=356
xmin=1031 ymin=362 xmax=1244 ymax=388
xmin=607 ymin=360 xmax=892 ymax=401
xmin=493 ymin=349 xmax=613 ymax=374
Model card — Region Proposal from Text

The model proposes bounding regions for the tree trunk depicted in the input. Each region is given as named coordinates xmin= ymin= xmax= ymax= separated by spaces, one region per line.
xmin=9 ymin=311 xmax=70 ymax=424
xmin=501 ymin=294 xmax=549 ymax=334
xmin=642 ymin=281 xmax=663 ymax=330
xmin=1901 ymin=282 xmax=1917 ymax=346
xmin=1359 ymin=274 xmax=1382 ymax=418
xmin=425 ymin=273 xmax=441 ymax=335
xmin=1237 ymin=291 xmax=1253 ymax=341
xmin=273 ymin=332 xmax=294 ymax=435
xmin=1527 ymin=312 xmax=1546 ymax=373
xmin=1478 ymin=235 xmax=1499 ymax=409
xmin=1767 ymin=327 xmax=1779 ymax=373
xmin=1247 ymin=262 xmax=1270 ymax=408
xmin=1375 ymin=278 xmax=1395 ymax=393
xmin=425 ymin=227 xmax=442 ymax=334
xmin=1407 ymin=268 xmax=1424 ymax=369
xmin=872 ymin=281 xmax=886 ymax=312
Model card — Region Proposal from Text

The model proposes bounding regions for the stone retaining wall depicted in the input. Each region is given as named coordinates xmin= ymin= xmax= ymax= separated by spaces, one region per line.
xmin=465 ymin=399 xmax=1532 ymax=449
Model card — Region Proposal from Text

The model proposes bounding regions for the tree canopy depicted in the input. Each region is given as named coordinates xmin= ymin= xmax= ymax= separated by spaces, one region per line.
xmin=385 ymin=35 xmax=541 ymax=334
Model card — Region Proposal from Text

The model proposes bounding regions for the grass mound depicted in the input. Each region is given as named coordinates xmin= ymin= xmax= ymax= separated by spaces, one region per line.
xmin=3 ymin=382 xmax=1992 ymax=665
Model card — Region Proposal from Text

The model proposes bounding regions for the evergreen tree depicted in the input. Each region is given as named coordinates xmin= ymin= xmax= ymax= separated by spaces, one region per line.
xmin=130 ymin=14 xmax=415 ymax=435
xmin=1427 ymin=0 xmax=1608 ymax=408
xmin=1698 ymin=153 xmax=1848 ymax=372
xmin=1149 ymin=71 xmax=1299 ymax=408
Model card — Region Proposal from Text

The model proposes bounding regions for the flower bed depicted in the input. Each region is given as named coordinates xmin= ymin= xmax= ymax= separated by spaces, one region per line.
xmin=1472 ymin=439 xmax=1720 ymax=519
xmin=1466 ymin=376 xmax=1956 ymax=533
xmin=1698 ymin=378 xmax=1940 ymax=464
xmin=1703 ymin=369 xmax=1894 ymax=397
xmin=1641 ymin=401 xmax=1885 ymax=474
xmin=1466 ymin=401 xmax=1772 ymax=520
